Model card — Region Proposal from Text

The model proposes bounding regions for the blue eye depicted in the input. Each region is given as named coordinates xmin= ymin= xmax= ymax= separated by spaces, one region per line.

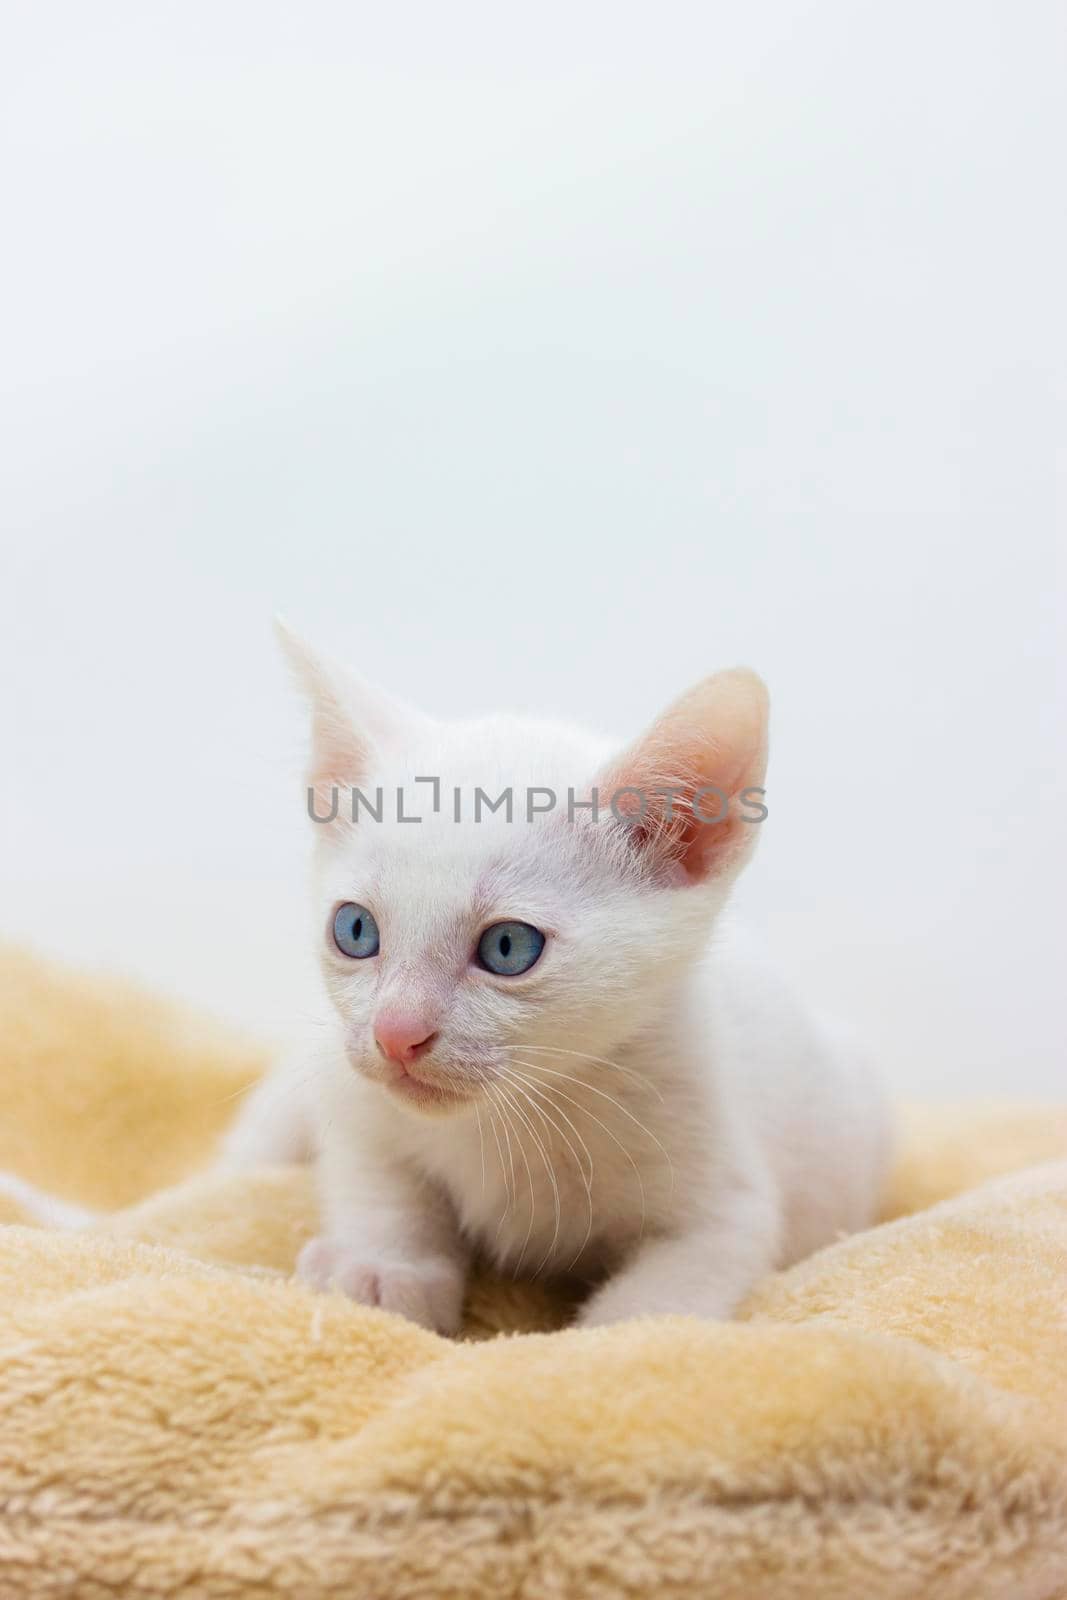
xmin=477 ymin=921 xmax=545 ymax=976
xmin=332 ymin=903 xmax=380 ymax=959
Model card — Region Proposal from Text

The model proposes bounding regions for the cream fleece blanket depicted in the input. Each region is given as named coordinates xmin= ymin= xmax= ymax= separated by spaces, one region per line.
xmin=0 ymin=943 xmax=1065 ymax=1599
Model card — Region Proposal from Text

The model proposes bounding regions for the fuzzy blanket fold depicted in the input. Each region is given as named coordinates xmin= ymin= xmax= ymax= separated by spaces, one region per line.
xmin=0 ymin=944 xmax=1065 ymax=1599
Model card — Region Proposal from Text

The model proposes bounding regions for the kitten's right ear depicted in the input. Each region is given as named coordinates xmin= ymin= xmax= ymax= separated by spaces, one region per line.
xmin=274 ymin=619 xmax=418 ymax=832
xmin=594 ymin=667 xmax=769 ymax=886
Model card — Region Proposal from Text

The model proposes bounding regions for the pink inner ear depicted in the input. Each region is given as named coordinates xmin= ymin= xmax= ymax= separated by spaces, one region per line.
xmin=305 ymin=699 xmax=369 ymax=829
xmin=600 ymin=670 xmax=768 ymax=884
xmin=276 ymin=623 xmax=395 ymax=830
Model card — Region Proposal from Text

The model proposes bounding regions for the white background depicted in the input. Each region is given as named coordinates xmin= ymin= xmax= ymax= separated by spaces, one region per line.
xmin=1 ymin=2 xmax=1063 ymax=1095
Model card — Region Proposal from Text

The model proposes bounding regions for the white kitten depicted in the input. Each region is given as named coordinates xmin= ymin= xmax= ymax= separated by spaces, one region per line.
xmin=223 ymin=625 xmax=890 ymax=1333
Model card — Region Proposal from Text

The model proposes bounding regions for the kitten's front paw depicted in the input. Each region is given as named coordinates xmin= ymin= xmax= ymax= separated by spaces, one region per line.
xmin=296 ymin=1237 xmax=464 ymax=1335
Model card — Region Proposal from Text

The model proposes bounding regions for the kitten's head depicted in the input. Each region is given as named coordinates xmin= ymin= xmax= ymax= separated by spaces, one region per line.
xmin=280 ymin=623 xmax=768 ymax=1117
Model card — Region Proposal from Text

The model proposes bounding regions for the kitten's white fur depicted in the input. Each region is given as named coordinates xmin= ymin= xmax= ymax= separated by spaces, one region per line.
xmin=223 ymin=626 xmax=890 ymax=1332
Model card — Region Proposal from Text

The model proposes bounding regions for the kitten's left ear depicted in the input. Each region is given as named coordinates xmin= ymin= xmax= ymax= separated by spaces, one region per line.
xmin=595 ymin=669 xmax=769 ymax=885
xmin=274 ymin=618 xmax=426 ymax=829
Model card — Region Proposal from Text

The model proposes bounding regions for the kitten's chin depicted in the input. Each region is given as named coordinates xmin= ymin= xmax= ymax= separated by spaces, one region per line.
xmin=375 ymin=1063 xmax=474 ymax=1116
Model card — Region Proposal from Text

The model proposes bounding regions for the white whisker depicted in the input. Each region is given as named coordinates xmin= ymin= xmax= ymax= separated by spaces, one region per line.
xmin=473 ymin=1100 xmax=487 ymax=1195
xmin=500 ymin=1043 xmax=662 ymax=1101
xmin=494 ymin=1074 xmax=562 ymax=1275
xmin=489 ymin=1085 xmax=535 ymax=1275
xmin=499 ymin=1065 xmax=595 ymax=1270
xmin=500 ymin=1066 xmax=593 ymax=1191
xmin=513 ymin=1061 xmax=675 ymax=1199
xmin=212 ymin=1063 xmax=320 ymax=1111
xmin=212 ymin=1077 xmax=266 ymax=1108
xmin=513 ymin=1058 xmax=648 ymax=1236
xmin=486 ymin=1102 xmax=512 ymax=1236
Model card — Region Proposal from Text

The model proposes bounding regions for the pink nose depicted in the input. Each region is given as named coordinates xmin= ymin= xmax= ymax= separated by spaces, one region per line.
xmin=374 ymin=1014 xmax=438 ymax=1066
